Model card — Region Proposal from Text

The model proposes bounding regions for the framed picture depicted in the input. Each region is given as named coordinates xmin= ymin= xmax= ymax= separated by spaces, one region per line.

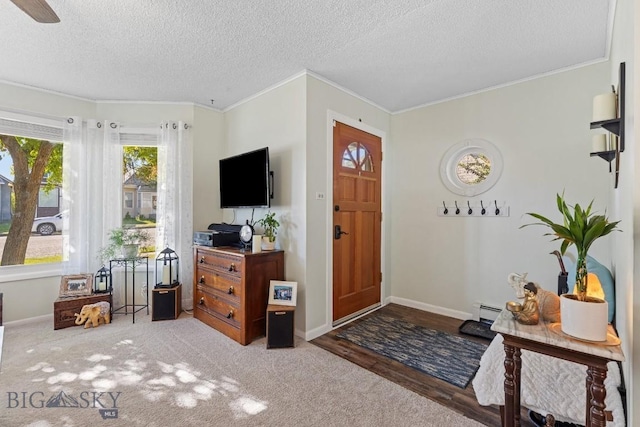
xmin=268 ymin=280 xmax=297 ymax=307
xmin=59 ymin=274 xmax=93 ymax=297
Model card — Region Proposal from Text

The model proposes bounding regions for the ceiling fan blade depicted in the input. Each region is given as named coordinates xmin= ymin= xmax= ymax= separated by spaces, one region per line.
xmin=10 ymin=0 xmax=60 ymax=23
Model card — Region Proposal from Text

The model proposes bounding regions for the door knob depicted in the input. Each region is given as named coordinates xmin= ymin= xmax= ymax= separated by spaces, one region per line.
xmin=334 ymin=225 xmax=349 ymax=239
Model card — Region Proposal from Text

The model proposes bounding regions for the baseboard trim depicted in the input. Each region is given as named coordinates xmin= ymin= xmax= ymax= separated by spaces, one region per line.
xmin=305 ymin=297 xmax=471 ymax=342
xmin=386 ymin=297 xmax=472 ymax=321
xmin=304 ymin=323 xmax=332 ymax=341
xmin=3 ymin=313 xmax=53 ymax=327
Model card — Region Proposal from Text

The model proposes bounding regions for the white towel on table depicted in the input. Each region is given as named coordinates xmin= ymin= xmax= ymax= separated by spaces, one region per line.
xmin=472 ymin=334 xmax=625 ymax=426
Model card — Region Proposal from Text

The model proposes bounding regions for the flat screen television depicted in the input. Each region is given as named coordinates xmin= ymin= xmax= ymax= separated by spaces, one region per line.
xmin=219 ymin=147 xmax=271 ymax=208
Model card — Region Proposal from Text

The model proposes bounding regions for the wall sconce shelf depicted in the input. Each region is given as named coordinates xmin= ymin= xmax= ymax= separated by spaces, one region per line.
xmin=589 ymin=151 xmax=615 ymax=172
xmin=589 ymin=62 xmax=625 ymax=188
xmin=590 ymin=119 xmax=621 ymax=141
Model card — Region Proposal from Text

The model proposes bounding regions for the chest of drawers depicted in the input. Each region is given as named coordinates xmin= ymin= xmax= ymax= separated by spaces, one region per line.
xmin=193 ymin=246 xmax=284 ymax=345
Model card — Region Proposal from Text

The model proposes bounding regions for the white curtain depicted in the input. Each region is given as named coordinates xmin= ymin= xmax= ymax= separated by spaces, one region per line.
xmin=62 ymin=118 xmax=122 ymax=275
xmin=157 ymin=121 xmax=193 ymax=309
xmin=63 ymin=118 xmax=191 ymax=308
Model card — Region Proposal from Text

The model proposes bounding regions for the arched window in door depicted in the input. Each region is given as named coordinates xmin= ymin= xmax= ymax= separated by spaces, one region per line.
xmin=341 ymin=142 xmax=373 ymax=172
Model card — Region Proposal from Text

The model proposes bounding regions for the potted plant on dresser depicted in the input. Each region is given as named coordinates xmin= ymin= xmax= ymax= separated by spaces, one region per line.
xmin=257 ymin=211 xmax=279 ymax=251
xmin=521 ymin=193 xmax=620 ymax=341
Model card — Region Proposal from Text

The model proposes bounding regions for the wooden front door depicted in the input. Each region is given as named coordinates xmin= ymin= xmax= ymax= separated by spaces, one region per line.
xmin=332 ymin=121 xmax=382 ymax=325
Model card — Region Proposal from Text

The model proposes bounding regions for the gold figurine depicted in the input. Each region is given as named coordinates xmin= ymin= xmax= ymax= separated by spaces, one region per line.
xmin=506 ymin=282 xmax=540 ymax=325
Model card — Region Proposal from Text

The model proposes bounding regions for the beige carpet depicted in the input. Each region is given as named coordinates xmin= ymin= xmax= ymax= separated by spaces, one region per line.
xmin=0 ymin=312 xmax=483 ymax=427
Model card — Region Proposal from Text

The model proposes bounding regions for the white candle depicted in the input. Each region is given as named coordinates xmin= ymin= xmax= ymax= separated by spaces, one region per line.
xmin=252 ymin=235 xmax=262 ymax=253
xmin=592 ymin=134 xmax=607 ymax=152
xmin=98 ymin=280 xmax=106 ymax=291
xmin=162 ymin=265 xmax=170 ymax=284
xmin=592 ymin=92 xmax=616 ymax=122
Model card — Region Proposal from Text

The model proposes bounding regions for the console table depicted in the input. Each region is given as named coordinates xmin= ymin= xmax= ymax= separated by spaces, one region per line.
xmin=492 ymin=310 xmax=624 ymax=427
xmin=110 ymin=257 xmax=149 ymax=323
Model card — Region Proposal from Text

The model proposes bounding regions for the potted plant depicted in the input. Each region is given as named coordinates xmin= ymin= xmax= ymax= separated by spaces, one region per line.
xmin=99 ymin=226 xmax=151 ymax=261
xmin=257 ymin=211 xmax=279 ymax=250
xmin=521 ymin=192 xmax=620 ymax=341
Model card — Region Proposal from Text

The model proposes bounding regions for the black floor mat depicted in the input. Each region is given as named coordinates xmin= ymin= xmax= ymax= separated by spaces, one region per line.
xmin=458 ymin=319 xmax=497 ymax=341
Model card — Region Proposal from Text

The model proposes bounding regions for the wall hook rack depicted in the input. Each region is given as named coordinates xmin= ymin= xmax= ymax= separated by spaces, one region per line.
xmin=437 ymin=200 xmax=509 ymax=217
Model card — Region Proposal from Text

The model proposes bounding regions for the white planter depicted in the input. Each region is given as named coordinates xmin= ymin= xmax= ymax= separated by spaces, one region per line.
xmin=560 ymin=294 xmax=608 ymax=341
xmin=262 ymin=236 xmax=276 ymax=251
xmin=122 ymin=244 xmax=139 ymax=259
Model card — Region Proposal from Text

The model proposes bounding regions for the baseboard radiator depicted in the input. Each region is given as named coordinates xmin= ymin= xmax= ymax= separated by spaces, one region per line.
xmin=473 ymin=302 xmax=502 ymax=323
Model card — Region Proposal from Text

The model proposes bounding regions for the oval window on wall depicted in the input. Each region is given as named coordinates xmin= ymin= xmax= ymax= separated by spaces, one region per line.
xmin=440 ymin=139 xmax=503 ymax=196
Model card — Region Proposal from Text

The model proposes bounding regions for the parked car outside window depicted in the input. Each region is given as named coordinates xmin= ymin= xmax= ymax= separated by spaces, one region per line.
xmin=31 ymin=211 xmax=67 ymax=236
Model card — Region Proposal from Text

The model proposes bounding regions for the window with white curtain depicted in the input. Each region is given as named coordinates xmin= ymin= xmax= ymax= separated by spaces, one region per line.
xmin=0 ymin=114 xmax=193 ymax=309
xmin=0 ymin=113 xmax=65 ymax=268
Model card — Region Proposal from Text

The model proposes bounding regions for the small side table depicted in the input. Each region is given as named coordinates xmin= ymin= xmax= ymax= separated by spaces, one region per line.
xmin=492 ymin=309 xmax=624 ymax=427
xmin=266 ymin=304 xmax=295 ymax=349
xmin=152 ymin=283 xmax=182 ymax=321
xmin=110 ymin=257 xmax=149 ymax=323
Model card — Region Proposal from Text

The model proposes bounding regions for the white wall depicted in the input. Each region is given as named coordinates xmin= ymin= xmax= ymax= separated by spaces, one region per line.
xmin=192 ymin=105 xmax=225 ymax=231
xmin=389 ymin=62 xmax=612 ymax=318
xmin=223 ymin=76 xmax=307 ymax=329
xmin=608 ymin=0 xmax=636 ymax=421
xmin=0 ymin=83 xmax=97 ymax=119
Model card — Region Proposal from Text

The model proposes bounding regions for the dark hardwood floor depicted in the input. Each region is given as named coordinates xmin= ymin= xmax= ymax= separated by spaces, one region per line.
xmin=310 ymin=303 xmax=538 ymax=427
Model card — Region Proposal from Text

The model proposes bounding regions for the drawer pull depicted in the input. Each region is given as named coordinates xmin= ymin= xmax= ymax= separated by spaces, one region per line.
xmin=228 ymin=263 xmax=236 ymax=272
xmin=199 ymin=256 xmax=205 ymax=264
xmin=226 ymin=310 xmax=234 ymax=319
xmin=227 ymin=286 xmax=234 ymax=295
xmin=199 ymin=275 xmax=205 ymax=284
xmin=199 ymin=297 xmax=204 ymax=305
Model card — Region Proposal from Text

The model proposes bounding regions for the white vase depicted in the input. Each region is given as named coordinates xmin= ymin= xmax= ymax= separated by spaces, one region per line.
xmin=560 ymin=294 xmax=608 ymax=341
xmin=262 ymin=236 xmax=276 ymax=251
xmin=122 ymin=244 xmax=139 ymax=259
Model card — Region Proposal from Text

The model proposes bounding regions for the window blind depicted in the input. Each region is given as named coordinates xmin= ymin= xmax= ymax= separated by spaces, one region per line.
xmin=0 ymin=117 xmax=63 ymax=141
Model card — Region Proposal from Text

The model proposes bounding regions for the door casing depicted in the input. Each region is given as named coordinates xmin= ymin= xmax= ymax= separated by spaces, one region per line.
xmin=324 ymin=111 xmax=386 ymax=329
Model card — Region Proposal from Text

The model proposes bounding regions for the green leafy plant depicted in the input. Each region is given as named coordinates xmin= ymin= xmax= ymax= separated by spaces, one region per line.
xmin=257 ymin=212 xmax=279 ymax=242
xmin=520 ymin=193 xmax=620 ymax=301
xmin=99 ymin=226 xmax=151 ymax=261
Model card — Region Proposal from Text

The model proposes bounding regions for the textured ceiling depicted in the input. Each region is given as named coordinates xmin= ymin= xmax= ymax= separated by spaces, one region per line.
xmin=0 ymin=0 xmax=613 ymax=113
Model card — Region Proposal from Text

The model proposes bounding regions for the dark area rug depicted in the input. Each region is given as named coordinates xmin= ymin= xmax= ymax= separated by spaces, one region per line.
xmin=458 ymin=319 xmax=497 ymax=341
xmin=336 ymin=314 xmax=488 ymax=388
